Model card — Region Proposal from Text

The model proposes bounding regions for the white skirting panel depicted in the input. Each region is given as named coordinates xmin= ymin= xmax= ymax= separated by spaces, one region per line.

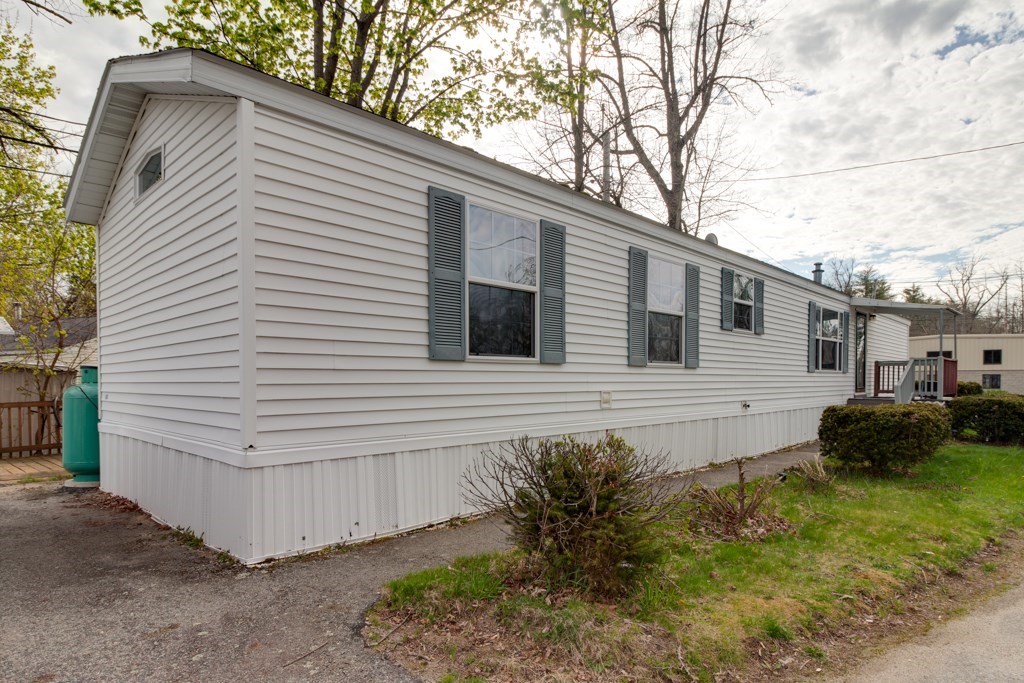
xmin=99 ymin=432 xmax=252 ymax=559
xmin=101 ymin=405 xmax=825 ymax=564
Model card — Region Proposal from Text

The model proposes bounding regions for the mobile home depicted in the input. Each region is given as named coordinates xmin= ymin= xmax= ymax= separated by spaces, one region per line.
xmin=67 ymin=49 xmax=922 ymax=563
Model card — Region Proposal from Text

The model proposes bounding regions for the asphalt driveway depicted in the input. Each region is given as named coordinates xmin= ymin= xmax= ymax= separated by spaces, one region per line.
xmin=1 ymin=446 xmax=815 ymax=682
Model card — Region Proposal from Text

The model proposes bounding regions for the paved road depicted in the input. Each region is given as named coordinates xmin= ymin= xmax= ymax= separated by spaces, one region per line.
xmin=0 ymin=445 xmax=815 ymax=683
xmin=838 ymin=580 xmax=1024 ymax=683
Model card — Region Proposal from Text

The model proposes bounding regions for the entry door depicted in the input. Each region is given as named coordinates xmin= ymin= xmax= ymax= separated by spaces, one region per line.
xmin=855 ymin=312 xmax=868 ymax=393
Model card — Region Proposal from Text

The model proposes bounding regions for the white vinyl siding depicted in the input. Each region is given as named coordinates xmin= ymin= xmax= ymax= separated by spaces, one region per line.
xmin=864 ymin=313 xmax=911 ymax=396
xmin=250 ymin=105 xmax=852 ymax=450
xmin=97 ymin=96 xmax=241 ymax=446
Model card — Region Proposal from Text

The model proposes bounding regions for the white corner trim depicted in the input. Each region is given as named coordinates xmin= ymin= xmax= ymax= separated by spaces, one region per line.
xmin=236 ymin=97 xmax=258 ymax=450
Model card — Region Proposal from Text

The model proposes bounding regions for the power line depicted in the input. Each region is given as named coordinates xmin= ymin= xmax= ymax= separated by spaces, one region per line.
xmin=0 ymin=133 xmax=78 ymax=154
xmin=0 ymin=106 xmax=86 ymax=127
xmin=0 ymin=163 xmax=71 ymax=178
xmin=0 ymin=117 xmax=84 ymax=138
xmin=720 ymin=223 xmax=790 ymax=272
xmin=738 ymin=140 xmax=1024 ymax=183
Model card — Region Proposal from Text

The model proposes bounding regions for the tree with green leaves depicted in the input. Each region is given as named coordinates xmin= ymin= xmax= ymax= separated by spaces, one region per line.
xmin=602 ymin=0 xmax=774 ymax=235
xmin=513 ymin=0 xmax=615 ymax=195
xmin=0 ymin=20 xmax=61 ymax=164
xmin=84 ymin=0 xmax=538 ymax=138
xmin=1 ymin=23 xmax=96 ymax=401
xmin=853 ymin=265 xmax=893 ymax=300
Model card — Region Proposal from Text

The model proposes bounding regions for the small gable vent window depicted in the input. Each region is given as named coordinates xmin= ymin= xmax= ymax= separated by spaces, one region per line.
xmin=137 ymin=150 xmax=163 ymax=196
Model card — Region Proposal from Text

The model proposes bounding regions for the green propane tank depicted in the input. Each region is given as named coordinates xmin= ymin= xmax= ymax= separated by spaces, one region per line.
xmin=63 ymin=365 xmax=100 ymax=487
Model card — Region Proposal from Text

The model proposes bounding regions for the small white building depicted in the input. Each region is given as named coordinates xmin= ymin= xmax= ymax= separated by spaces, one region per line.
xmin=67 ymin=50 xmax=922 ymax=563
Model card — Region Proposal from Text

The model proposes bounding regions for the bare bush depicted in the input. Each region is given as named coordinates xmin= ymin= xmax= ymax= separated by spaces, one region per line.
xmin=462 ymin=434 xmax=689 ymax=596
xmin=688 ymin=458 xmax=786 ymax=541
xmin=793 ymin=454 xmax=835 ymax=493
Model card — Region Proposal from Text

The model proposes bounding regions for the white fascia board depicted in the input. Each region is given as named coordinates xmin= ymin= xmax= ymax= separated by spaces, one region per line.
xmin=65 ymin=51 xmax=197 ymax=224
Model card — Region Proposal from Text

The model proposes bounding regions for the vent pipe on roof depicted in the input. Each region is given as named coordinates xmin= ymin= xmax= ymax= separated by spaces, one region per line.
xmin=812 ymin=263 xmax=824 ymax=285
xmin=13 ymin=302 xmax=22 ymax=321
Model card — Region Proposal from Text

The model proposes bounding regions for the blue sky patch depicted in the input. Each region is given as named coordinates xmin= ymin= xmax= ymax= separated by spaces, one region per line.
xmin=935 ymin=14 xmax=1024 ymax=59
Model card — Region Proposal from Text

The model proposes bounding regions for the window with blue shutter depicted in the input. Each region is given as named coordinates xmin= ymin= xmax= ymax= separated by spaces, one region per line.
xmin=753 ymin=278 xmax=765 ymax=335
xmin=429 ymin=187 xmax=566 ymax=362
xmin=685 ymin=264 xmax=700 ymax=368
xmin=720 ymin=267 xmax=734 ymax=330
xmin=628 ymin=247 xmax=648 ymax=367
xmin=428 ymin=187 xmax=466 ymax=360
xmin=724 ymin=268 xmax=764 ymax=335
xmin=807 ymin=302 xmax=817 ymax=373
xmin=539 ymin=220 xmax=566 ymax=364
xmin=842 ymin=311 xmax=850 ymax=373
xmin=629 ymin=248 xmax=699 ymax=367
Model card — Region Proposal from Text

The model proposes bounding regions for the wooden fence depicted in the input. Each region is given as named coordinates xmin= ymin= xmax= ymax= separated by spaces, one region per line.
xmin=0 ymin=401 xmax=62 ymax=458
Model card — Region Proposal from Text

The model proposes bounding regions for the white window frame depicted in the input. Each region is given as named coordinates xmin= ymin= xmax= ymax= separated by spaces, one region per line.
xmin=815 ymin=306 xmax=844 ymax=372
xmin=647 ymin=255 xmax=686 ymax=364
xmin=135 ymin=146 xmax=165 ymax=199
xmin=733 ymin=271 xmax=755 ymax=333
xmin=465 ymin=203 xmax=539 ymax=360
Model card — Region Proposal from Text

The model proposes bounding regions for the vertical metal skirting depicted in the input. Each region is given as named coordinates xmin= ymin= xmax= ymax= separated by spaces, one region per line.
xmin=101 ymin=406 xmax=832 ymax=563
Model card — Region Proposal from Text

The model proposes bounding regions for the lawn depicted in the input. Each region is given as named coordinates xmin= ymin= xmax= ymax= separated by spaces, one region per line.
xmin=366 ymin=443 xmax=1024 ymax=682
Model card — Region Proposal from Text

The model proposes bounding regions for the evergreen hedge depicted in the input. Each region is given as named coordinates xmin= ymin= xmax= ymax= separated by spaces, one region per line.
xmin=957 ymin=381 xmax=983 ymax=396
xmin=949 ymin=394 xmax=1024 ymax=445
xmin=819 ymin=403 xmax=951 ymax=472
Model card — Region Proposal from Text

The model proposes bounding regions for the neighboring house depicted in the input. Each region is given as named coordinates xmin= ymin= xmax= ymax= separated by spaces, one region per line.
xmin=65 ymin=49 xmax=941 ymax=563
xmin=909 ymin=334 xmax=1024 ymax=393
xmin=0 ymin=316 xmax=98 ymax=402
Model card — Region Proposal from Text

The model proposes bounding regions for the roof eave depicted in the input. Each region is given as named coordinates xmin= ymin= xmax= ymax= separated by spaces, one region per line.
xmin=65 ymin=50 xmax=198 ymax=225
xmin=850 ymin=297 xmax=960 ymax=317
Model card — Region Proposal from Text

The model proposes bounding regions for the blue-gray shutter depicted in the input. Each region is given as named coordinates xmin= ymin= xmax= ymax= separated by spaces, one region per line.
xmin=807 ymin=301 xmax=818 ymax=373
xmin=721 ymin=267 xmax=734 ymax=330
xmin=754 ymin=278 xmax=765 ymax=335
xmin=628 ymin=247 xmax=648 ymax=367
xmin=428 ymin=186 xmax=465 ymax=360
xmin=539 ymin=220 xmax=566 ymax=364
xmin=684 ymin=263 xmax=700 ymax=368
xmin=842 ymin=311 xmax=850 ymax=373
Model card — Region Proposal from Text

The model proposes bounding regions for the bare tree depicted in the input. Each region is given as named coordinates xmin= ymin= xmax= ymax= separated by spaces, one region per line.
xmin=936 ymin=256 xmax=1008 ymax=334
xmin=824 ymin=257 xmax=857 ymax=295
xmin=602 ymin=0 xmax=774 ymax=235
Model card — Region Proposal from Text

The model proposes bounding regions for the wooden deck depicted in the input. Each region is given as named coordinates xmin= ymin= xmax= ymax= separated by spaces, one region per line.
xmin=0 ymin=454 xmax=69 ymax=483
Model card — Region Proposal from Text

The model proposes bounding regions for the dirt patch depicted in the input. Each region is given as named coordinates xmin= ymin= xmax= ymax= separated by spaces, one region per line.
xmin=366 ymin=534 xmax=1024 ymax=682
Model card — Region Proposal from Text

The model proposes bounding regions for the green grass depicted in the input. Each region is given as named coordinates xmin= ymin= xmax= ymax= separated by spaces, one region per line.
xmin=172 ymin=527 xmax=205 ymax=549
xmin=379 ymin=444 xmax=1024 ymax=678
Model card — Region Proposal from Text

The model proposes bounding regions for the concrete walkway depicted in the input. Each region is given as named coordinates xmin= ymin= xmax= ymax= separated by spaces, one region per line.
xmin=0 ymin=453 xmax=67 ymax=483
xmin=837 ymin=580 xmax=1024 ymax=682
xmin=1 ymin=444 xmax=816 ymax=683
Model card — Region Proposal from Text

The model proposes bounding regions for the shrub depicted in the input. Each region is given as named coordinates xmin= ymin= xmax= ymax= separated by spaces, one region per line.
xmin=688 ymin=458 xmax=788 ymax=541
xmin=957 ymin=381 xmax=983 ymax=396
xmin=462 ymin=434 xmax=687 ymax=597
xmin=949 ymin=394 xmax=1024 ymax=445
xmin=819 ymin=403 xmax=951 ymax=473
xmin=792 ymin=454 xmax=835 ymax=493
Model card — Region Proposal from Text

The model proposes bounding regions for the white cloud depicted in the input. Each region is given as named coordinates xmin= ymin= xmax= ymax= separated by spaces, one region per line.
xmin=13 ymin=0 xmax=1024 ymax=299
xmin=725 ymin=0 xmax=1024 ymax=295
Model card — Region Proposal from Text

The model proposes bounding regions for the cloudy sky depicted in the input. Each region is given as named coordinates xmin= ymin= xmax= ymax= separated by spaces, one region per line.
xmin=8 ymin=0 xmax=1024 ymax=297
